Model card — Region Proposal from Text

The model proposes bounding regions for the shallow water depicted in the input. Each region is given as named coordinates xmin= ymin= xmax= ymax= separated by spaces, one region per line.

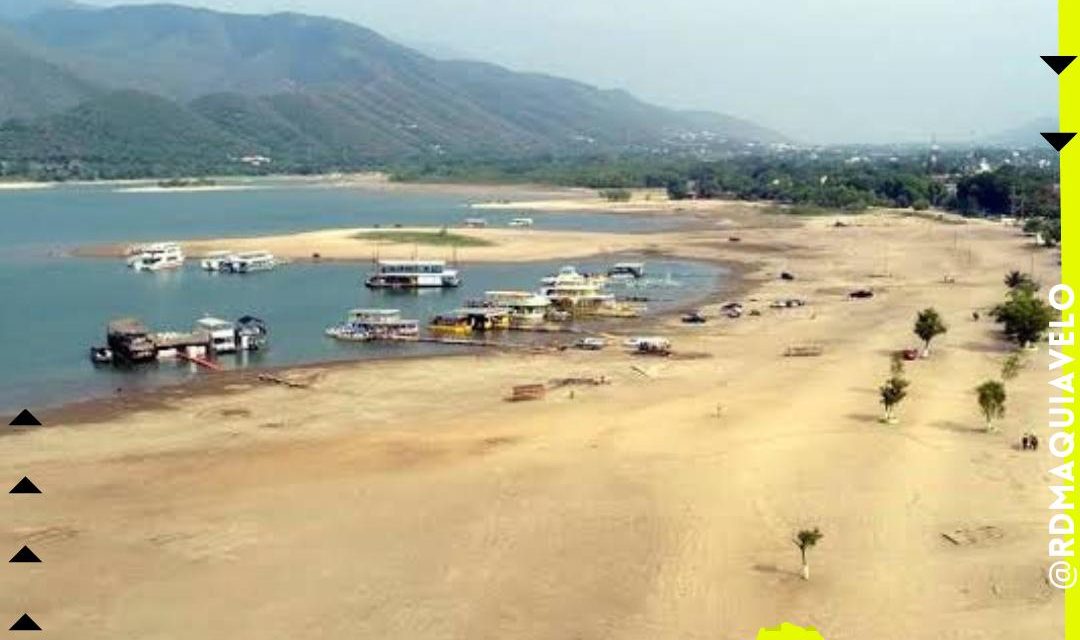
xmin=0 ymin=182 xmax=720 ymax=412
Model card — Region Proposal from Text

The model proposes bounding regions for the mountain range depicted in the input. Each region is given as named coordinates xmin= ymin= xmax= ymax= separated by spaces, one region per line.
xmin=0 ymin=2 xmax=783 ymax=178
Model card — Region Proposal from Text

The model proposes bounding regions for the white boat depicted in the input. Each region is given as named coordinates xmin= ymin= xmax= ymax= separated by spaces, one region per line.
xmin=508 ymin=217 xmax=534 ymax=228
xmin=540 ymin=265 xmax=607 ymax=287
xmin=463 ymin=217 xmax=488 ymax=228
xmin=574 ymin=337 xmax=607 ymax=351
xmin=223 ymin=250 xmax=277 ymax=273
xmin=200 ymin=250 xmax=234 ymax=272
xmin=365 ymin=260 xmax=461 ymax=289
xmin=479 ymin=290 xmax=551 ymax=326
xmin=327 ymin=309 xmax=420 ymax=341
xmin=128 ymin=242 xmax=185 ymax=272
xmin=195 ymin=317 xmax=238 ymax=354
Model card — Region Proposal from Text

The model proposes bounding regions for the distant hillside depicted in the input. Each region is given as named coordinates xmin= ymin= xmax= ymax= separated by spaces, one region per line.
xmin=985 ymin=116 xmax=1058 ymax=148
xmin=0 ymin=3 xmax=785 ymax=178
xmin=0 ymin=26 xmax=101 ymax=120
xmin=0 ymin=0 xmax=84 ymax=22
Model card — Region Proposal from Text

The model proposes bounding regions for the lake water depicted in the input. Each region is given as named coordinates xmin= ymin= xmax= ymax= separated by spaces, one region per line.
xmin=0 ymin=181 xmax=722 ymax=412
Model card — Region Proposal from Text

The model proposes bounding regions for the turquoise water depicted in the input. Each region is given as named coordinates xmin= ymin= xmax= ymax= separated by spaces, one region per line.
xmin=0 ymin=182 xmax=720 ymax=412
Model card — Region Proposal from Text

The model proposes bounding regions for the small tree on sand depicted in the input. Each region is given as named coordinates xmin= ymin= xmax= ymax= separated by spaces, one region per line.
xmin=890 ymin=352 xmax=905 ymax=376
xmin=794 ymin=528 xmax=823 ymax=581
xmin=1001 ymin=353 xmax=1025 ymax=382
xmin=913 ymin=308 xmax=947 ymax=357
xmin=879 ymin=375 xmax=910 ymax=424
xmin=975 ymin=380 xmax=1006 ymax=432
xmin=991 ymin=288 xmax=1055 ymax=349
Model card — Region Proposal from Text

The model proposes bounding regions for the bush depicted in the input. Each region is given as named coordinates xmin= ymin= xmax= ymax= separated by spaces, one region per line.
xmin=599 ymin=188 xmax=632 ymax=202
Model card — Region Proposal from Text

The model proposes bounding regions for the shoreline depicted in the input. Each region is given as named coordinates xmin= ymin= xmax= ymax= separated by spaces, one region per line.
xmin=1 ymin=202 xmax=1060 ymax=638
xmin=21 ymin=251 xmax=750 ymax=425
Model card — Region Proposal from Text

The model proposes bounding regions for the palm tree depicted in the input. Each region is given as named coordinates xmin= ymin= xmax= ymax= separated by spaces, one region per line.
xmin=913 ymin=308 xmax=947 ymax=357
xmin=975 ymin=380 xmax=1006 ymax=432
xmin=1004 ymin=270 xmax=1037 ymax=291
xmin=794 ymin=528 xmax=823 ymax=581
xmin=879 ymin=375 xmax=909 ymax=424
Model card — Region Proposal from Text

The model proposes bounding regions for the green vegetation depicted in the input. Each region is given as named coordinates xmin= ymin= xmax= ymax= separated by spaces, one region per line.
xmin=879 ymin=375 xmax=910 ymax=424
xmin=0 ymin=4 xmax=784 ymax=182
xmin=991 ymin=286 xmax=1054 ymax=348
xmin=793 ymin=528 xmax=824 ymax=581
xmin=913 ymin=308 xmax=947 ymax=356
xmin=352 ymin=229 xmax=494 ymax=247
xmin=975 ymin=380 xmax=1006 ymax=432
xmin=157 ymin=177 xmax=217 ymax=188
xmin=599 ymin=188 xmax=632 ymax=202
xmin=1001 ymin=352 xmax=1025 ymax=382
xmin=1004 ymin=270 xmax=1038 ymax=290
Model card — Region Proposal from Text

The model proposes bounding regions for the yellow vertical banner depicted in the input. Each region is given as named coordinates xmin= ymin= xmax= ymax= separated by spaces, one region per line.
xmin=1061 ymin=2 xmax=1080 ymax=637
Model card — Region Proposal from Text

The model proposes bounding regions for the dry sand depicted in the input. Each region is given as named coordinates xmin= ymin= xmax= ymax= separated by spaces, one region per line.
xmin=2 ymin=207 xmax=1062 ymax=639
xmin=77 ymin=226 xmax=696 ymax=264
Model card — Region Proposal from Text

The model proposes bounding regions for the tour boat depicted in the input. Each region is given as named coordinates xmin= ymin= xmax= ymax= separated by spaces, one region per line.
xmin=235 ymin=316 xmax=269 ymax=351
xmin=476 ymin=291 xmax=551 ymax=327
xmin=326 ymin=309 xmax=420 ymax=341
xmin=429 ymin=312 xmax=474 ymax=335
xmin=429 ymin=307 xmax=511 ymax=335
xmin=128 ymin=242 xmax=185 ymax=272
xmin=196 ymin=317 xmax=238 ymax=354
xmin=106 ymin=318 xmax=157 ymax=363
xmin=540 ymin=265 xmax=607 ymax=287
xmin=364 ymin=260 xmax=461 ymax=289
xmin=508 ymin=217 xmax=534 ymax=227
xmin=200 ymin=250 xmax=234 ymax=271
xmin=222 ymin=251 xmax=277 ymax=273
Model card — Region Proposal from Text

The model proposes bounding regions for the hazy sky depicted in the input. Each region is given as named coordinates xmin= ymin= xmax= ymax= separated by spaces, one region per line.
xmin=81 ymin=0 xmax=1056 ymax=143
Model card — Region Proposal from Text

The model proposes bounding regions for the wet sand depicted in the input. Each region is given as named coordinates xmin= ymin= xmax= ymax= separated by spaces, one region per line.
xmin=1 ymin=206 xmax=1062 ymax=639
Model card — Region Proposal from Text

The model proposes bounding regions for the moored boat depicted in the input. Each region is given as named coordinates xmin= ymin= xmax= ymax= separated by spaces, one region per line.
xmin=222 ymin=250 xmax=277 ymax=273
xmin=473 ymin=290 xmax=551 ymax=327
xmin=365 ymin=260 xmax=461 ymax=289
xmin=326 ymin=309 xmax=420 ymax=341
xmin=200 ymin=250 xmax=234 ymax=271
xmin=106 ymin=318 xmax=157 ymax=363
xmin=128 ymin=242 xmax=185 ymax=272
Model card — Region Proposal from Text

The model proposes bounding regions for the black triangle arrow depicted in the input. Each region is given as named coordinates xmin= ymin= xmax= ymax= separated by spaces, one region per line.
xmin=1041 ymin=132 xmax=1076 ymax=151
xmin=1042 ymin=55 xmax=1077 ymax=75
xmin=9 ymin=614 xmax=40 ymax=631
xmin=8 ymin=409 xmax=41 ymax=426
xmin=9 ymin=477 xmax=41 ymax=494
xmin=9 ymin=546 xmax=41 ymax=563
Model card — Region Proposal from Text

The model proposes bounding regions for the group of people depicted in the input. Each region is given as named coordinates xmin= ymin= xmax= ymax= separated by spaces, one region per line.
xmin=1020 ymin=431 xmax=1040 ymax=451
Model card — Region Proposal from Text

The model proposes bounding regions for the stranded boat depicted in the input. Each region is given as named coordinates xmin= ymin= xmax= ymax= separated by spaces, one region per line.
xmin=607 ymin=262 xmax=646 ymax=280
xmin=127 ymin=242 xmax=185 ymax=272
xmin=364 ymin=260 xmax=461 ymax=289
xmin=326 ymin=309 xmax=420 ymax=342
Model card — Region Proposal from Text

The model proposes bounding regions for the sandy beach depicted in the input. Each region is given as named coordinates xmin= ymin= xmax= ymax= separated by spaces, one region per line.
xmin=2 ymin=205 xmax=1061 ymax=638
